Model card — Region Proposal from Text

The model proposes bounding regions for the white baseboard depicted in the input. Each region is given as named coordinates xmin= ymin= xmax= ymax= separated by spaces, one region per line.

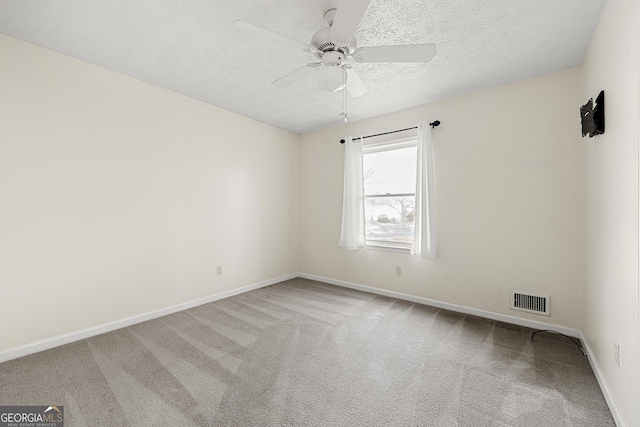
xmin=297 ymin=272 xmax=581 ymax=337
xmin=579 ymin=332 xmax=627 ymax=427
xmin=0 ymin=273 xmax=297 ymax=364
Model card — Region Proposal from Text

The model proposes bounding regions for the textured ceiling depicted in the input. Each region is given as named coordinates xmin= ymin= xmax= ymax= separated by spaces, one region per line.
xmin=0 ymin=0 xmax=606 ymax=134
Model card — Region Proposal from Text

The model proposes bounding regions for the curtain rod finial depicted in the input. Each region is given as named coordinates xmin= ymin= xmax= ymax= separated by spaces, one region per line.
xmin=430 ymin=120 xmax=441 ymax=128
xmin=340 ymin=139 xmax=346 ymax=144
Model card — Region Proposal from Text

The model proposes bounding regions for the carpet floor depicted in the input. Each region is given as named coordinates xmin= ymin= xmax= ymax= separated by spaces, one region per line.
xmin=0 ymin=278 xmax=614 ymax=426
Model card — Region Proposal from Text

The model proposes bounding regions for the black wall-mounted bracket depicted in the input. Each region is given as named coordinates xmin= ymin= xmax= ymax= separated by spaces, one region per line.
xmin=580 ymin=90 xmax=605 ymax=138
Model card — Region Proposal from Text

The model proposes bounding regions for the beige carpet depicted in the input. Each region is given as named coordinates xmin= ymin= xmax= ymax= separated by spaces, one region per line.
xmin=0 ymin=278 xmax=614 ymax=426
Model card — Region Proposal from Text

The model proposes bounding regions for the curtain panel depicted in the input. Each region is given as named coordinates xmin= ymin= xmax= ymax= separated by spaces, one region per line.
xmin=411 ymin=121 xmax=437 ymax=259
xmin=338 ymin=136 xmax=366 ymax=250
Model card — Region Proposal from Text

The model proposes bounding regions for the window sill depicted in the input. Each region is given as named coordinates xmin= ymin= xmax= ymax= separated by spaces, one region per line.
xmin=366 ymin=243 xmax=412 ymax=254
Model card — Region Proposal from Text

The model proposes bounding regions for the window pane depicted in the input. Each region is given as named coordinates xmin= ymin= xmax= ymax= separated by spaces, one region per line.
xmin=365 ymin=195 xmax=415 ymax=244
xmin=363 ymin=146 xmax=417 ymax=195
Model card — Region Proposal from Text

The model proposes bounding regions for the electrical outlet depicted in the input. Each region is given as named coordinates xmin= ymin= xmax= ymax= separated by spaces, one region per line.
xmin=216 ymin=266 xmax=223 ymax=276
xmin=395 ymin=266 xmax=402 ymax=276
xmin=614 ymin=341 xmax=620 ymax=367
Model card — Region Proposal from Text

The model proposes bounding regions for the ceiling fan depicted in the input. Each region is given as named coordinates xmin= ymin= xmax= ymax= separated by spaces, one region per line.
xmin=233 ymin=0 xmax=437 ymax=100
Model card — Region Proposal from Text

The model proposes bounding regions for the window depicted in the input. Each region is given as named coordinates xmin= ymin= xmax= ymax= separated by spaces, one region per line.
xmin=339 ymin=122 xmax=436 ymax=257
xmin=363 ymin=137 xmax=417 ymax=250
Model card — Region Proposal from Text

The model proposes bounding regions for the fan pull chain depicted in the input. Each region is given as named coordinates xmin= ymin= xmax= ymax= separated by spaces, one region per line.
xmin=340 ymin=66 xmax=348 ymax=122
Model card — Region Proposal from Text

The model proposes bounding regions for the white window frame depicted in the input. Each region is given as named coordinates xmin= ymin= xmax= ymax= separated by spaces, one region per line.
xmin=363 ymin=136 xmax=417 ymax=252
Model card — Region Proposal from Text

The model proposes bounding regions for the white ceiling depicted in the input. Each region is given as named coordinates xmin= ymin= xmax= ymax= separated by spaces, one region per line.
xmin=0 ymin=0 xmax=606 ymax=134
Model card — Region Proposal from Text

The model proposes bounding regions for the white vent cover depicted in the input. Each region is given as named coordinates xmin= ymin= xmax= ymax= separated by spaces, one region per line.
xmin=510 ymin=290 xmax=550 ymax=316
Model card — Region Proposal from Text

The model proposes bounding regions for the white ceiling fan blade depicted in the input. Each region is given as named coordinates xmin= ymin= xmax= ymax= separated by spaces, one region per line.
xmin=354 ymin=44 xmax=437 ymax=63
xmin=272 ymin=64 xmax=320 ymax=87
xmin=331 ymin=0 xmax=371 ymax=44
xmin=345 ymin=68 xmax=368 ymax=98
xmin=233 ymin=20 xmax=310 ymax=52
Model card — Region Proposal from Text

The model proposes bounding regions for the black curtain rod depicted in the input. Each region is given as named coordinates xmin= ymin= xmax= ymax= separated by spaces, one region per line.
xmin=340 ymin=121 xmax=440 ymax=144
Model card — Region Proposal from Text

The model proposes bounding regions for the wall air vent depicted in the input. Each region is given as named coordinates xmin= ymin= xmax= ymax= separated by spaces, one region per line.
xmin=510 ymin=290 xmax=550 ymax=316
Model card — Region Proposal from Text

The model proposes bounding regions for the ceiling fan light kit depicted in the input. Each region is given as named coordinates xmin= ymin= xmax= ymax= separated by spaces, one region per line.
xmin=317 ymin=65 xmax=346 ymax=92
xmin=233 ymin=0 xmax=436 ymax=120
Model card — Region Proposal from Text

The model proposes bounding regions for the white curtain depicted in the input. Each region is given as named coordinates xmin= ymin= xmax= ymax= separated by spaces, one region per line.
xmin=338 ymin=136 xmax=366 ymax=250
xmin=411 ymin=121 xmax=437 ymax=259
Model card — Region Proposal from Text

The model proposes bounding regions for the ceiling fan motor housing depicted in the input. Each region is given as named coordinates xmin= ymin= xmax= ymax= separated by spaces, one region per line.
xmin=311 ymin=26 xmax=357 ymax=58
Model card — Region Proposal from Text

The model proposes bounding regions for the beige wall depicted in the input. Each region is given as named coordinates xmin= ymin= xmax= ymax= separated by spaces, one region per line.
xmin=0 ymin=34 xmax=300 ymax=352
xmin=580 ymin=0 xmax=639 ymax=425
xmin=300 ymin=68 xmax=582 ymax=329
